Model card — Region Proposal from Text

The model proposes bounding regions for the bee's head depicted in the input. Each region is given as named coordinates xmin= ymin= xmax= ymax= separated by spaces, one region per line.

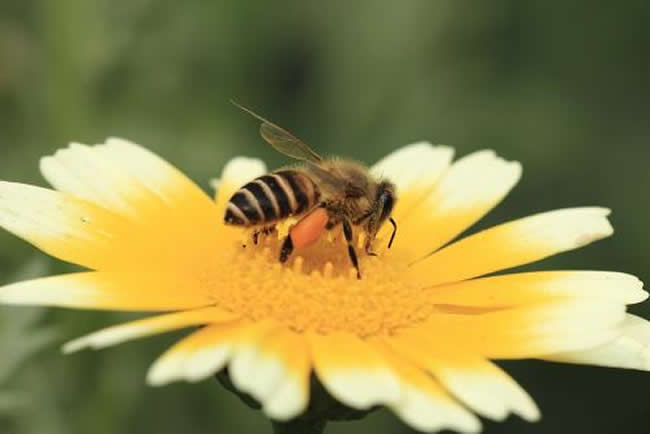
xmin=370 ymin=180 xmax=398 ymax=249
xmin=376 ymin=180 xmax=396 ymax=224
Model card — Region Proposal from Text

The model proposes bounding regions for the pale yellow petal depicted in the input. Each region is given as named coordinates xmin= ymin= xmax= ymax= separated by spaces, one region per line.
xmin=0 ymin=272 xmax=214 ymax=312
xmin=399 ymin=299 xmax=625 ymax=359
xmin=230 ymin=328 xmax=311 ymax=421
xmin=0 ymin=180 xmax=220 ymax=272
xmin=543 ymin=314 xmax=650 ymax=371
xmin=371 ymin=339 xmax=481 ymax=433
xmin=100 ymin=138 xmax=213 ymax=207
xmin=425 ymin=358 xmax=539 ymax=422
xmin=307 ymin=331 xmax=401 ymax=409
xmin=0 ymin=182 xmax=130 ymax=269
xmin=424 ymin=271 xmax=647 ymax=308
xmin=371 ymin=142 xmax=454 ymax=197
xmin=408 ymin=207 xmax=613 ymax=286
xmin=40 ymin=138 xmax=214 ymax=214
xmin=386 ymin=337 xmax=539 ymax=422
xmin=40 ymin=142 xmax=151 ymax=217
xmin=389 ymin=150 xmax=521 ymax=260
xmin=95 ymin=139 xmax=224 ymax=259
xmin=36 ymin=140 xmax=223 ymax=271
xmin=62 ymin=307 xmax=237 ymax=353
xmin=371 ymin=143 xmax=454 ymax=250
xmin=146 ymin=320 xmax=275 ymax=386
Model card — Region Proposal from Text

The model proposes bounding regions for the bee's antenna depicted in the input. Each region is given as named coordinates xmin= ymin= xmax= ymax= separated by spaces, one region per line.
xmin=388 ymin=217 xmax=397 ymax=249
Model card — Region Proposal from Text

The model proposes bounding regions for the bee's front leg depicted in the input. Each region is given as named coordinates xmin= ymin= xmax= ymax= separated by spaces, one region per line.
xmin=279 ymin=235 xmax=293 ymax=263
xmin=364 ymin=236 xmax=379 ymax=257
xmin=341 ymin=218 xmax=362 ymax=279
xmin=252 ymin=225 xmax=276 ymax=245
xmin=363 ymin=214 xmax=380 ymax=257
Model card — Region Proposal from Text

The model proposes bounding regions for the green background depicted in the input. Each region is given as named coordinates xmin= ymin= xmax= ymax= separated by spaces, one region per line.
xmin=1 ymin=1 xmax=649 ymax=433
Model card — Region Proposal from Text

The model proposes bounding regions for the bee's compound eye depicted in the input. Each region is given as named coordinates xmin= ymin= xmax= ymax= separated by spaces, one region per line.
xmin=375 ymin=181 xmax=396 ymax=223
xmin=379 ymin=190 xmax=395 ymax=222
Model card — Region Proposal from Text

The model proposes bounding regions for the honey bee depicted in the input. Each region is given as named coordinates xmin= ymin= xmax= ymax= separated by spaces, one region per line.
xmin=225 ymin=102 xmax=397 ymax=279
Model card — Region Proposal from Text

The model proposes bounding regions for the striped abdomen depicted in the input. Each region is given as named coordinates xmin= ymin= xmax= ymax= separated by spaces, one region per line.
xmin=224 ymin=170 xmax=321 ymax=226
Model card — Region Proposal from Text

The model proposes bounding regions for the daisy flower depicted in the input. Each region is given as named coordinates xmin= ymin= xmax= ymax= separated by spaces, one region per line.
xmin=0 ymin=138 xmax=648 ymax=433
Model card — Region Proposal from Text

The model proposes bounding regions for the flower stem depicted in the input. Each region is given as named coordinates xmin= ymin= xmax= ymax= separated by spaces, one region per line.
xmin=271 ymin=419 xmax=327 ymax=434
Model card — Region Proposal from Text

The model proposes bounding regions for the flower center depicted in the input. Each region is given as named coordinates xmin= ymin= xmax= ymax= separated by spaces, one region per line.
xmin=200 ymin=228 xmax=434 ymax=337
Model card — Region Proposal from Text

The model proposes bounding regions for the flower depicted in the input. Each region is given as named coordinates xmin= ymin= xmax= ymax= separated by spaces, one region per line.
xmin=0 ymin=138 xmax=648 ymax=433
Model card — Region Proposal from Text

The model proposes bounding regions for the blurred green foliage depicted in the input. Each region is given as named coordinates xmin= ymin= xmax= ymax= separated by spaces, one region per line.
xmin=0 ymin=1 xmax=649 ymax=433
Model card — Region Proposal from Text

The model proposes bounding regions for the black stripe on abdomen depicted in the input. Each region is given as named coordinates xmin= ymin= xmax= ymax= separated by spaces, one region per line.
xmin=276 ymin=171 xmax=310 ymax=214
xmin=230 ymin=192 xmax=262 ymax=224
xmin=242 ymin=181 xmax=277 ymax=221
xmin=258 ymin=175 xmax=292 ymax=218
xmin=224 ymin=207 xmax=246 ymax=225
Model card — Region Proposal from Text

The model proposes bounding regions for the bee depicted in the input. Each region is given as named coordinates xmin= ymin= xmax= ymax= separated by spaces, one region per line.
xmin=225 ymin=102 xmax=397 ymax=279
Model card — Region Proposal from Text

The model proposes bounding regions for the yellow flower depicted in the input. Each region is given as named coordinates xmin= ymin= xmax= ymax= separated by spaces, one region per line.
xmin=0 ymin=138 xmax=648 ymax=432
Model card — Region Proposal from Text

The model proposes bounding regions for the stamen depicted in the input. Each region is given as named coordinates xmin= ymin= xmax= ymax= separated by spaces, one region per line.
xmin=292 ymin=256 xmax=304 ymax=273
xmin=208 ymin=228 xmax=433 ymax=336
xmin=323 ymin=261 xmax=334 ymax=279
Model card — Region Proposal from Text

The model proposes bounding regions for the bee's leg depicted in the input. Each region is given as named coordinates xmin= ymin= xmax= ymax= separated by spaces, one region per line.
xmin=365 ymin=242 xmax=378 ymax=257
xmin=363 ymin=216 xmax=378 ymax=255
xmin=342 ymin=218 xmax=362 ymax=279
xmin=253 ymin=225 xmax=277 ymax=246
xmin=279 ymin=235 xmax=294 ymax=263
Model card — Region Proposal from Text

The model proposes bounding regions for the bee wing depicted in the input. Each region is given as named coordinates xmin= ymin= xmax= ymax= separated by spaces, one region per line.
xmin=302 ymin=161 xmax=365 ymax=199
xmin=303 ymin=161 xmax=345 ymax=188
xmin=259 ymin=123 xmax=323 ymax=163
xmin=231 ymin=100 xmax=323 ymax=163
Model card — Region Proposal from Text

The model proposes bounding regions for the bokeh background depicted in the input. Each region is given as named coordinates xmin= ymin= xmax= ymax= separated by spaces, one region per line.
xmin=1 ymin=1 xmax=649 ymax=433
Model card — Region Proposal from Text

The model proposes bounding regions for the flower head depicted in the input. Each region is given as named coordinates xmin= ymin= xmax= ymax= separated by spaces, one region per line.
xmin=0 ymin=138 xmax=648 ymax=433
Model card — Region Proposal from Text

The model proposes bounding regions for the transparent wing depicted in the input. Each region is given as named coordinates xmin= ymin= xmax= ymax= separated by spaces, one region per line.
xmin=259 ymin=123 xmax=323 ymax=163
xmin=303 ymin=161 xmax=347 ymax=190
xmin=231 ymin=100 xmax=322 ymax=163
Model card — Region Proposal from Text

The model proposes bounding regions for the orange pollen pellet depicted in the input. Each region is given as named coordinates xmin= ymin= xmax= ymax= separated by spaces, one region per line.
xmin=290 ymin=208 xmax=329 ymax=249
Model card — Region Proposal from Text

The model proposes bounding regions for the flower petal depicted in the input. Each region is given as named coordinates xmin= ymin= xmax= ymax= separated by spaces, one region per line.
xmin=62 ymin=307 xmax=237 ymax=353
xmin=0 ymin=272 xmax=214 ymax=312
xmin=40 ymin=138 xmax=214 ymax=214
xmin=0 ymin=178 xmax=220 ymax=271
xmin=424 ymin=271 xmax=647 ymax=307
xmin=92 ymin=140 xmax=224 ymax=258
xmin=307 ymin=331 xmax=401 ymax=409
xmin=475 ymin=301 xmax=626 ymax=358
xmin=428 ymin=358 xmax=539 ymax=422
xmin=229 ymin=328 xmax=311 ymax=421
xmin=370 ymin=143 xmax=453 ymax=247
xmin=387 ymin=336 xmax=539 ymax=422
xmin=401 ymin=299 xmax=626 ymax=360
xmin=408 ymin=207 xmax=613 ymax=286
xmin=0 ymin=182 xmax=128 ymax=269
xmin=389 ymin=150 xmax=521 ymax=260
xmin=40 ymin=142 xmax=149 ymax=216
xmin=543 ymin=314 xmax=650 ymax=371
xmin=371 ymin=142 xmax=454 ymax=196
xmin=146 ymin=321 xmax=274 ymax=386
xmin=371 ymin=340 xmax=481 ymax=433
xmin=99 ymin=138 xmax=213 ymax=207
